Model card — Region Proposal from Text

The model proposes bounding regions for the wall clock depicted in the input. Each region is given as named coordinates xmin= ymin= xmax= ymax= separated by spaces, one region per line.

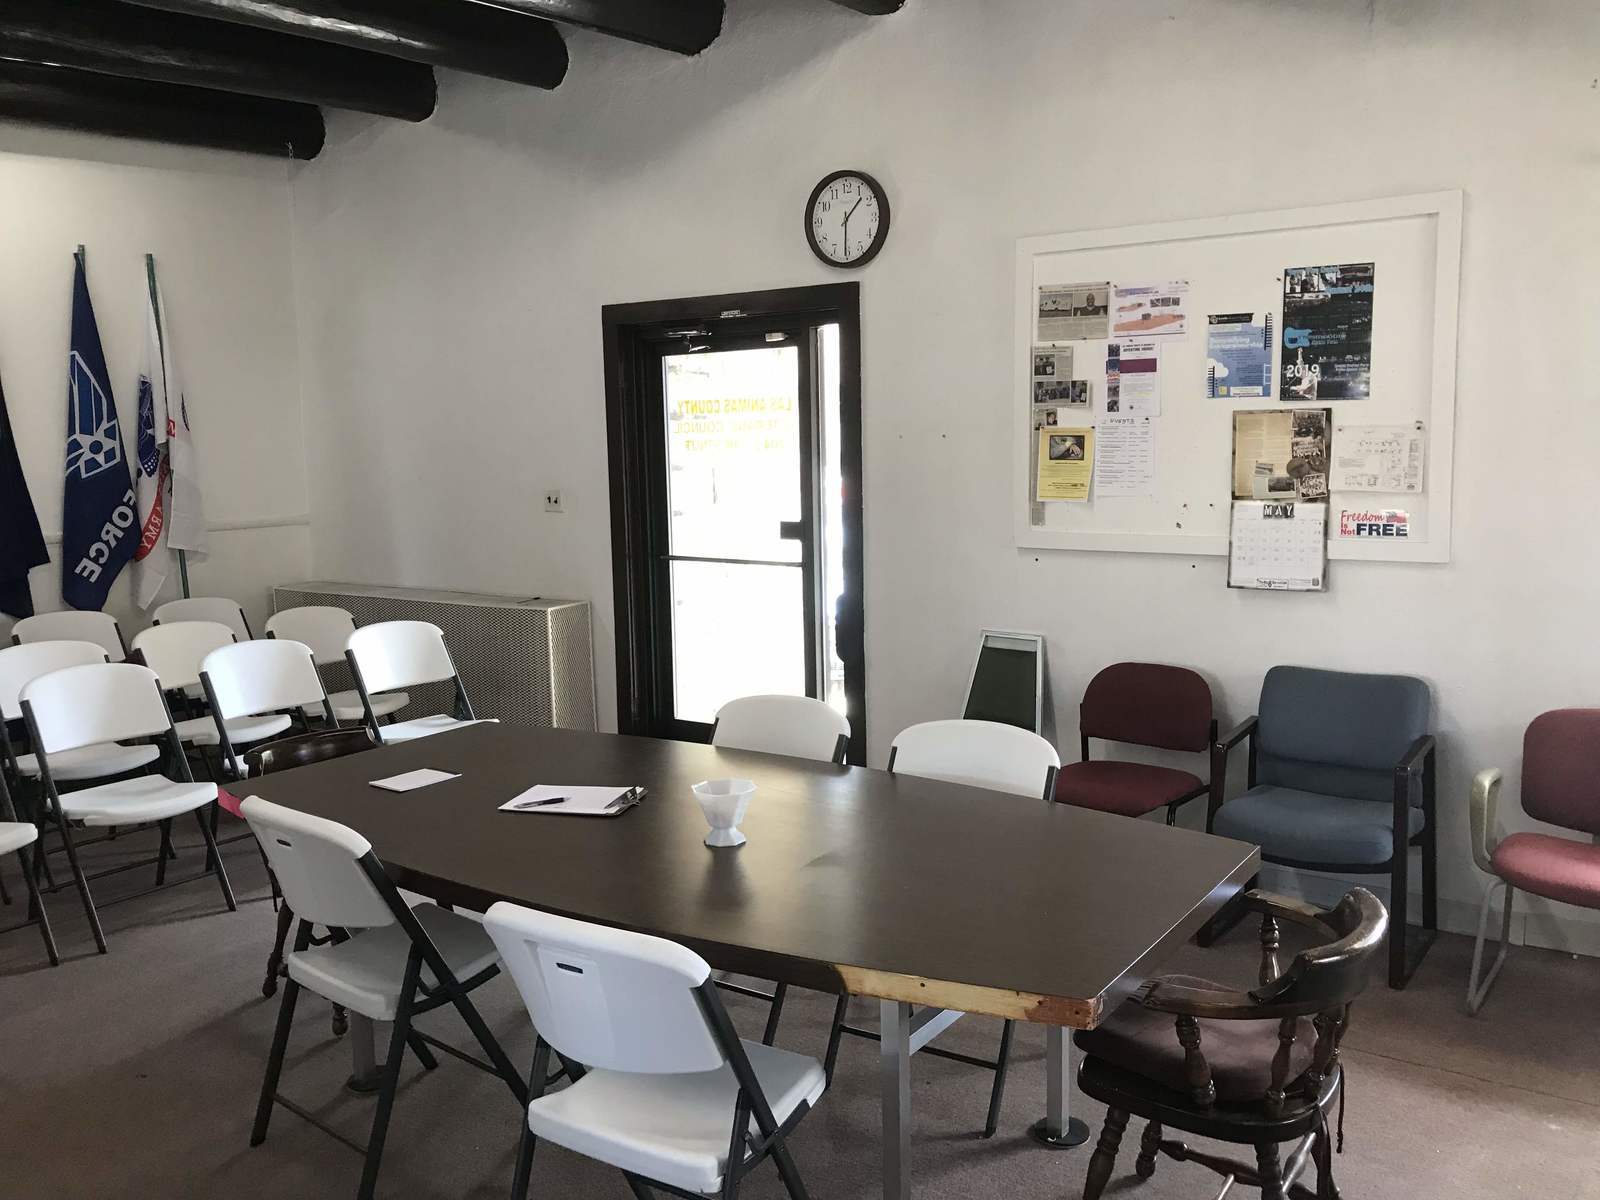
xmin=805 ymin=170 xmax=890 ymax=268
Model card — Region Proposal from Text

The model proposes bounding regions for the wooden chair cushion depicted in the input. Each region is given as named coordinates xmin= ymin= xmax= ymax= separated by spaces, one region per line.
xmin=1074 ymin=976 xmax=1317 ymax=1103
xmin=1054 ymin=760 xmax=1204 ymax=817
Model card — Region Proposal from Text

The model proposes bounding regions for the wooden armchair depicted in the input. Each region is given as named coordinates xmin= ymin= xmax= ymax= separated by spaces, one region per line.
xmin=1074 ymin=888 xmax=1387 ymax=1200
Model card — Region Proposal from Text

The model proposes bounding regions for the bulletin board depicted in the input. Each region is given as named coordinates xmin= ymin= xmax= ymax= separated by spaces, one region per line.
xmin=1012 ymin=191 xmax=1462 ymax=564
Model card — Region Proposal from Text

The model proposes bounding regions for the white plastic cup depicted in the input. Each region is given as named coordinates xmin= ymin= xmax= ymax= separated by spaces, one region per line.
xmin=692 ymin=778 xmax=756 ymax=848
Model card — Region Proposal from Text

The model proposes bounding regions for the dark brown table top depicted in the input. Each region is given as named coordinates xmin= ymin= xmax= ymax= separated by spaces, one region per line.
xmin=243 ymin=723 xmax=1258 ymax=1028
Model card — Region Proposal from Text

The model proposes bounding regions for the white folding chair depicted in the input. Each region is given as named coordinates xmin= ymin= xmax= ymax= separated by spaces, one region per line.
xmin=240 ymin=796 xmax=525 ymax=1200
xmin=265 ymin=606 xmax=410 ymax=724
xmin=0 ymin=771 xmax=57 ymax=966
xmin=712 ymin=694 xmax=851 ymax=765
xmin=200 ymin=638 xmax=337 ymax=779
xmin=20 ymin=662 xmax=233 ymax=953
xmin=483 ymin=901 xmax=822 ymax=1200
xmin=132 ymin=623 xmax=295 ymax=779
xmin=826 ymin=718 xmax=1063 ymax=1140
xmin=709 ymin=694 xmax=851 ymax=1044
xmin=11 ymin=610 xmax=128 ymax=661
xmin=0 ymin=641 xmax=160 ymax=784
xmin=153 ymin=595 xmax=253 ymax=641
xmin=345 ymin=621 xmax=491 ymax=744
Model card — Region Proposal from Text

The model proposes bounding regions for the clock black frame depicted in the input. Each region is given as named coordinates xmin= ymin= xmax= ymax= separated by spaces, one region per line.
xmin=804 ymin=169 xmax=891 ymax=269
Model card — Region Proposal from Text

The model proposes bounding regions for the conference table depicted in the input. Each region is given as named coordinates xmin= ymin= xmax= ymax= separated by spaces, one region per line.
xmin=243 ymin=722 xmax=1258 ymax=1199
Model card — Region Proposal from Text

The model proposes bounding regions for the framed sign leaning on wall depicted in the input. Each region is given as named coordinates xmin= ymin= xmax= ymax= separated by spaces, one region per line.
xmin=1012 ymin=191 xmax=1463 ymax=564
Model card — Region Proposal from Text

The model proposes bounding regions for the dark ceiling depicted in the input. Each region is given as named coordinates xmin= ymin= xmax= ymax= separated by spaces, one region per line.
xmin=0 ymin=0 xmax=906 ymax=160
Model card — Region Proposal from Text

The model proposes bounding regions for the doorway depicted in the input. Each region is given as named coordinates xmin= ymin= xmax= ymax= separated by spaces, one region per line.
xmin=603 ymin=284 xmax=865 ymax=763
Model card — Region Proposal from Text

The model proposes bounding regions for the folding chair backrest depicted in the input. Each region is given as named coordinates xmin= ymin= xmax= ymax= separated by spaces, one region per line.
xmin=347 ymin=621 xmax=456 ymax=693
xmin=203 ymin=638 xmax=329 ymax=719
xmin=889 ymin=718 xmax=1060 ymax=800
xmin=1521 ymin=709 xmax=1600 ymax=836
xmin=131 ymin=621 xmax=236 ymax=691
xmin=712 ymin=694 xmax=850 ymax=763
xmin=154 ymin=596 xmax=252 ymax=641
xmin=483 ymin=901 xmax=723 ymax=1075
xmin=265 ymin=606 xmax=357 ymax=667
xmin=240 ymin=796 xmax=396 ymax=930
xmin=21 ymin=662 xmax=173 ymax=754
xmin=12 ymin=610 xmax=126 ymax=661
xmin=0 ymin=640 xmax=108 ymax=721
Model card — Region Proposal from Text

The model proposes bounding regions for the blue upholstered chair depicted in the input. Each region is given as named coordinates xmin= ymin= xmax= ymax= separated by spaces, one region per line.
xmin=1206 ymin=666 xmax=1436 ymax=989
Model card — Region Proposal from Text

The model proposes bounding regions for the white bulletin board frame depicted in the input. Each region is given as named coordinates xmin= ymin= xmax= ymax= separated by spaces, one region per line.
xmin=1013 ymin=191 xmax=1462 ymax=564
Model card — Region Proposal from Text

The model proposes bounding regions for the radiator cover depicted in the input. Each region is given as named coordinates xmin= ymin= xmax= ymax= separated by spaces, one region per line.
xmin=271 ymin=581 xmax=596 ymax=731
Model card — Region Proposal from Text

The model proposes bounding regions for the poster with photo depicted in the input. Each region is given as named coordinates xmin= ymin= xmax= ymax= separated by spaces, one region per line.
xmin=1105 ymin=340 xmax=1160 ymax=415
xmin=1281 ymin=262 xmax=1375 ymax=401
xmin=1206 ymin=312 xmax=1274 ymax=398
xmin=1112 ymin=281 xmax=1190 ymax=338
xmin=1035 ymin=282 xmax=1110 ymax=342
xmin=1232 ymin=408 xmax=1330 ymax=501
xmin=1036 ymin=427 xmax=1094 ymax=501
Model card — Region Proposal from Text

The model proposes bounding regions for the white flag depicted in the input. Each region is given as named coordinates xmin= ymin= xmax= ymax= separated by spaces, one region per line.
xmin=153 ymin=273 xmax=208 ymax=558
xmin=129 ymin=267 xmax=172 ymax=609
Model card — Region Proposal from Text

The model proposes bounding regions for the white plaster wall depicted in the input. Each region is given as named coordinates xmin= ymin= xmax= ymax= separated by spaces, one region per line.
xmin=289 ymin=0 xmax=1600 ymax=948
xmin=0 ymin=129 xmax=309 ymax=637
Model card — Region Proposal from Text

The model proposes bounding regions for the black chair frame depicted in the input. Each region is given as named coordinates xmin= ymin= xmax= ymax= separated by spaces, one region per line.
xmin=19 ymin=690 xmax=235 ymax=954
xmin=1203 ymin=717 xmax=1436 ymax=989
xmin=251 ymin=847 xmax=528 ymax=1200
xmin=511 ymin=977 xmax=813 ymax=1200
xmin=1078 ymin=889 xmax=1387 ymax=1200
xmin=0 ymin=769 xmax=58 ymax=965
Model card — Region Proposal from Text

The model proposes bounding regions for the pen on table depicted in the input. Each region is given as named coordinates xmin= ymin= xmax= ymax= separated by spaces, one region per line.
xmin=512 ymin=796 xmax=567 ymax=810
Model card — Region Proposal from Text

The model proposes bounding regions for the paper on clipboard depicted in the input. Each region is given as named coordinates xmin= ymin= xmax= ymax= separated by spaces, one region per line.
xmin=499 ymin=785 xmax=642 ymax=816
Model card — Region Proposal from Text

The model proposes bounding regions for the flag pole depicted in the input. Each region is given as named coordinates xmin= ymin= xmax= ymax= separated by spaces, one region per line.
xmin=145 ymin=252 xmax=190 ymax=598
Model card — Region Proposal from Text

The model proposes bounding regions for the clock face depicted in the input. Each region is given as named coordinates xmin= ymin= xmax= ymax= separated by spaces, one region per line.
xmin=806 ymin=171 xmax=890 ymax=268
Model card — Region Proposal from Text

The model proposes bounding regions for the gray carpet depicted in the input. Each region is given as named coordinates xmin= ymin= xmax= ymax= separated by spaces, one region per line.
xmin=4 ymin=824 xmax=1599 ymax=1199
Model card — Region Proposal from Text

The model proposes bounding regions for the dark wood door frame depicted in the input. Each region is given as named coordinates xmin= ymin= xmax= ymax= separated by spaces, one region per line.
xmin=602 ymin=282 xmax=866 ymax=764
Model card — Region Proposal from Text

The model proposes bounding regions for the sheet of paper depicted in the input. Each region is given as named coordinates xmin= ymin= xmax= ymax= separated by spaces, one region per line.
xmin=1095 ymin=416 xmax=1156 ymax=498
xmin=1035 ymin=281 xmax=1110 ymax=342
xmin=370 ymin=768 xmax=461 ymax=792
xmin=1282 ymin=262 xmax=1375 ymax=401
xmin=1112 ymin=280 xmax=1190 ymax=338
xmin=1105 ymin=340 xmax=1160 ymax=415
xmin=1232 ymin=408 xmax=1329 ymax=501
xmin=1229 ymin=501 xmax=1328 ymax=591
xmin=1331 ymin=422 xmax=1425 ymax=493
xmin=498 ymin=784 xmax=640 ymax=815
xmin=1035 ymin=426 xmax=1094 ymax=502
xmin=1337 ymin=507 xmax=1411 ymax=540
xmin=1206 ymin=312 xmax=1274 ymax=398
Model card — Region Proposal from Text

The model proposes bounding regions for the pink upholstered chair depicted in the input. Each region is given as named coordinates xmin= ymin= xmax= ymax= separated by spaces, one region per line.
xmin=1054 ymin=662 xmax=1215 ymax=825
xmin=1467 ymin=709 xmax=1600 ymax=1014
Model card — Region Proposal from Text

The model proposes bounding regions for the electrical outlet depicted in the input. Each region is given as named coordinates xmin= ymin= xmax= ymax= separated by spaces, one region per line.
xmin=544 ymin=489 xmax=564 ymax=513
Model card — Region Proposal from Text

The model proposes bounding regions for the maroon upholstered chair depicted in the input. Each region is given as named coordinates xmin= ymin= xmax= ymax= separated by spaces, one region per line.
xmin=1055 ymin=663 xmax=1216 ymax=825
xmin=1467 ymin=708 xmax=1600 ymax=1014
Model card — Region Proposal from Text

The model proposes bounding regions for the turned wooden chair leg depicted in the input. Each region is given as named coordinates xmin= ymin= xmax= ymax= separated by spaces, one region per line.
xmin=1083 ymin=1108 xmax=1129 ymax=1200
xmin=1135 ymin=1119 xmax=1162 ymax=1179
xmin=1256 ymin=1141 xmax=1286 ymax=1200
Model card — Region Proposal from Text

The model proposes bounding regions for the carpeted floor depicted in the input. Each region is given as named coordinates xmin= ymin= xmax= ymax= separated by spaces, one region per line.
xmin=5 ymin=824 xmax=1600 ymax=1199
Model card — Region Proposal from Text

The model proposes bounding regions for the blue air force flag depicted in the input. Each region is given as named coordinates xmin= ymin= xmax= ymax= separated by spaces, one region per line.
xmin=0 ymin=372 xmax=49 ymax=618
xmin=61 ymin=253 xmax=137 ymax=611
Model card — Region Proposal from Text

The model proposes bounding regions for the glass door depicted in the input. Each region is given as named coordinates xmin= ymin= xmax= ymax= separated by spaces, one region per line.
xmin=644 ymin=329 xmax=821 ymax=740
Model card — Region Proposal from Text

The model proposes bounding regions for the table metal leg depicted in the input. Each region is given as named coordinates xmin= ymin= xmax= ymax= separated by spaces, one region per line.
xmin=1028 ymin=1025 xmax=1089 ymax=1148
xmin=881 ymin=999 xmax=912 ymax=1200
xmin=346 ymin=1014 xmax=385 ymax=1093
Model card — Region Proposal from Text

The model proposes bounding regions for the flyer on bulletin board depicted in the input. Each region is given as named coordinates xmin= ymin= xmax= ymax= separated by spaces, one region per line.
xmin=1036 ymin=427 xmax=1094 ymax=502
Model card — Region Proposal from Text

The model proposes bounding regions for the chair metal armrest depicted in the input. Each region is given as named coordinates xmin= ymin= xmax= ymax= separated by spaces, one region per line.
xmin=1469 ymin=767 xmax=1505 ymax=874
xmin=1217 ymin=715 xmax=1258 ymax=752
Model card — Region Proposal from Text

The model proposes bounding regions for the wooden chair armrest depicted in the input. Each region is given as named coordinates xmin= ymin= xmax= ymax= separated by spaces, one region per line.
xmin=1136 ymin=977 xmax=1262 ymax=1020
xmin=1217 ymin=715 xmax=1258 ymax=752
xmin=1470 ymin=767 xmax=1504 ymax=874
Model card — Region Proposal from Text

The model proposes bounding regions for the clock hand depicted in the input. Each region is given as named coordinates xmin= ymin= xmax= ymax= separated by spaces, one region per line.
xmin=845 ymin=196 xmax=863 ymax=221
